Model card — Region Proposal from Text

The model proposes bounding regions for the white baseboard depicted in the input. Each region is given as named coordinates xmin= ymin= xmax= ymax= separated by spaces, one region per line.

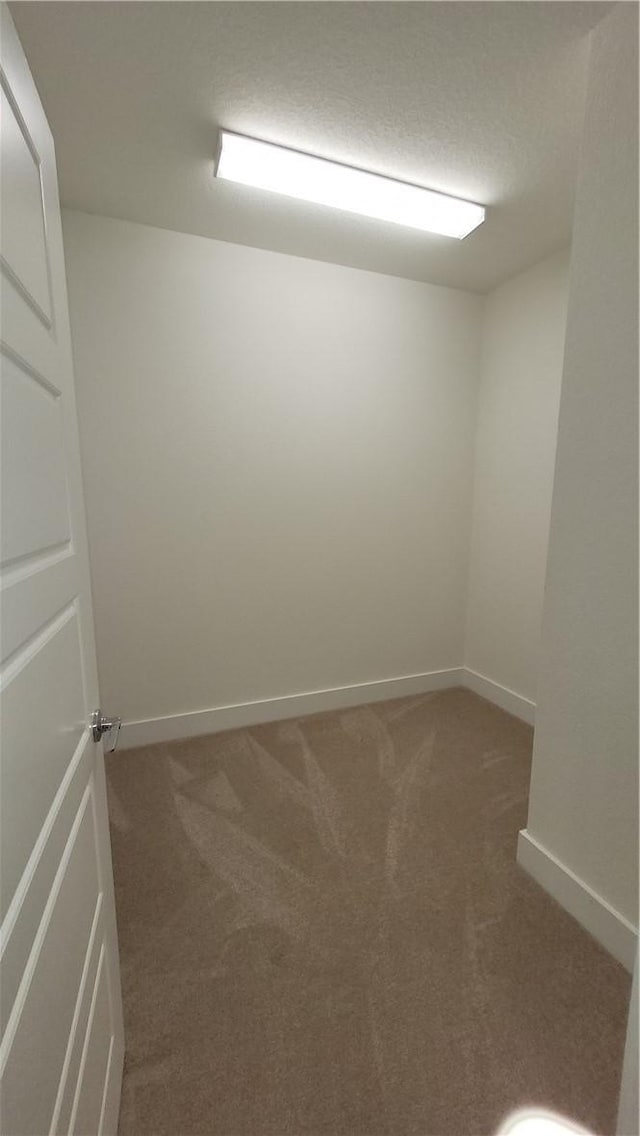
xmin=119 ymin=665 xmax=536 ymax=749
xmin=517 ymin=829 xmax=637 ymax=971
xmin=463 ymin=667 xmax=536 ymax=725
xmin=119 ymin=667 xmax=465 ymax=750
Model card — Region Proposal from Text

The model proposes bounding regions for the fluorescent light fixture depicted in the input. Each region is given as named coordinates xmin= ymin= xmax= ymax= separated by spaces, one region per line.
xmin=497 ymin=1110 xmax=591 ymax=1136
xmin=215 ymin=131 xmax=485 ymax=239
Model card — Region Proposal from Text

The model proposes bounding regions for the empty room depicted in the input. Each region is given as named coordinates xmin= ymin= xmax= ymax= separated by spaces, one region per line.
xmin=1 ymin=2 xmax=638 ymax=1135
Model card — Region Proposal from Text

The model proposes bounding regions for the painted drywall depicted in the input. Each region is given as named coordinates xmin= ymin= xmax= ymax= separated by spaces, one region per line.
xmin=62 ymin=210 xmax=481 ymax=728
xmin=465 ymin=251 xmax=569 ymax=705
xmin=523 ymin=2 xmax=639 ymax=930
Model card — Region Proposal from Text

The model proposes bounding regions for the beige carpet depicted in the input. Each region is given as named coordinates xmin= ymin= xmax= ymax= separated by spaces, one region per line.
xmin=106 ymin=688 xmax=631 ymax=1136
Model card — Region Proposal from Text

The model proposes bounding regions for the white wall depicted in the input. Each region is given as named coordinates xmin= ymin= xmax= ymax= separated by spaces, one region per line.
xmin=62 ymin=210 xmax=481 ymax=731
xmin=465 ymin=251 xmax=569 ymax=706
xmin=521 ymin=1 xmax=638 ymax=945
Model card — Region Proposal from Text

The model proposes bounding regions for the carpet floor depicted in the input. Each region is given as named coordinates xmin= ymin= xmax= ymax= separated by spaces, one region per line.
xmin=106 ymin=688 xmax=631 ymax=1136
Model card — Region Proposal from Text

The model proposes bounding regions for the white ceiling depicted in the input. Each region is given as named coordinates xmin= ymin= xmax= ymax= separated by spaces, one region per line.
xmin=11 ymin=1 xmax=610 ymax=293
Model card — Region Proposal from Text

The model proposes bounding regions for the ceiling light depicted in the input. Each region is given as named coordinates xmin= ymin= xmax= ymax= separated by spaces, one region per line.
xmin=215 ymin=131 xmax=485 ymax=239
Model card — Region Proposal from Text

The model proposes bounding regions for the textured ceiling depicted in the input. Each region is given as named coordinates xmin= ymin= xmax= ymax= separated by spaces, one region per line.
xmin=11 ymin=1 xmax=610 ymax=292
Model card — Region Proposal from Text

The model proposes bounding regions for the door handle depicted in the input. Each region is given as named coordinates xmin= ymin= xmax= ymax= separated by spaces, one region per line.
xmin=91 ymin=709 xmax=122 ymax=753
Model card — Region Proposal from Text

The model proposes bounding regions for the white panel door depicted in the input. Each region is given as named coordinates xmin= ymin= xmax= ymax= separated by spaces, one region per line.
xmin=0 ymin=6 xmax=124 ymax=1134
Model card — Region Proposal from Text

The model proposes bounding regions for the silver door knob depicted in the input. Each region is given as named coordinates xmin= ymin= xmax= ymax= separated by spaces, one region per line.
xmin=91 ymin=709 xmax=121 ymax=753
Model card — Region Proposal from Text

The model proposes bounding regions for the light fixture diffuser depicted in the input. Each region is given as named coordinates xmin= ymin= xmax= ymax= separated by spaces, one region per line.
xmin=215 ymin=131 xmax=485 ymax=239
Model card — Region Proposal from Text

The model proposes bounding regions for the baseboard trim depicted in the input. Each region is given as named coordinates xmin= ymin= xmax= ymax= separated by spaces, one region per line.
xmin=463 ymin=668 xmax=536 ymax=725
xmin=517 ymin=828 xmax=637 ymax=971
xmin=119 ymin=667 xmax=465 ymax=750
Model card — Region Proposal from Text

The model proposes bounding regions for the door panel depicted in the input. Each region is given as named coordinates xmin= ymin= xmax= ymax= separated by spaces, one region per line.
xmin=0 ymin=6 xmax=124 ymax=1133
xmin=1 ymin=789 xmax=101 ymax=1136
xmin=1 ymin=610 xmax=85 ymax=911
xmin=70 ymin=946 xmax=113 ymax=1136
xmin=1 ymin=547 xmax=76 ymax=660
xmin=53 ymin=900 xmax=105 ymax=1136
xmin=1 ymin=740 xmax=93 ymax=1039
xmin=1 ymin=350 xmax=71 ymax=564
xmin=0 ymin=81 xmax=52 ymax=325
